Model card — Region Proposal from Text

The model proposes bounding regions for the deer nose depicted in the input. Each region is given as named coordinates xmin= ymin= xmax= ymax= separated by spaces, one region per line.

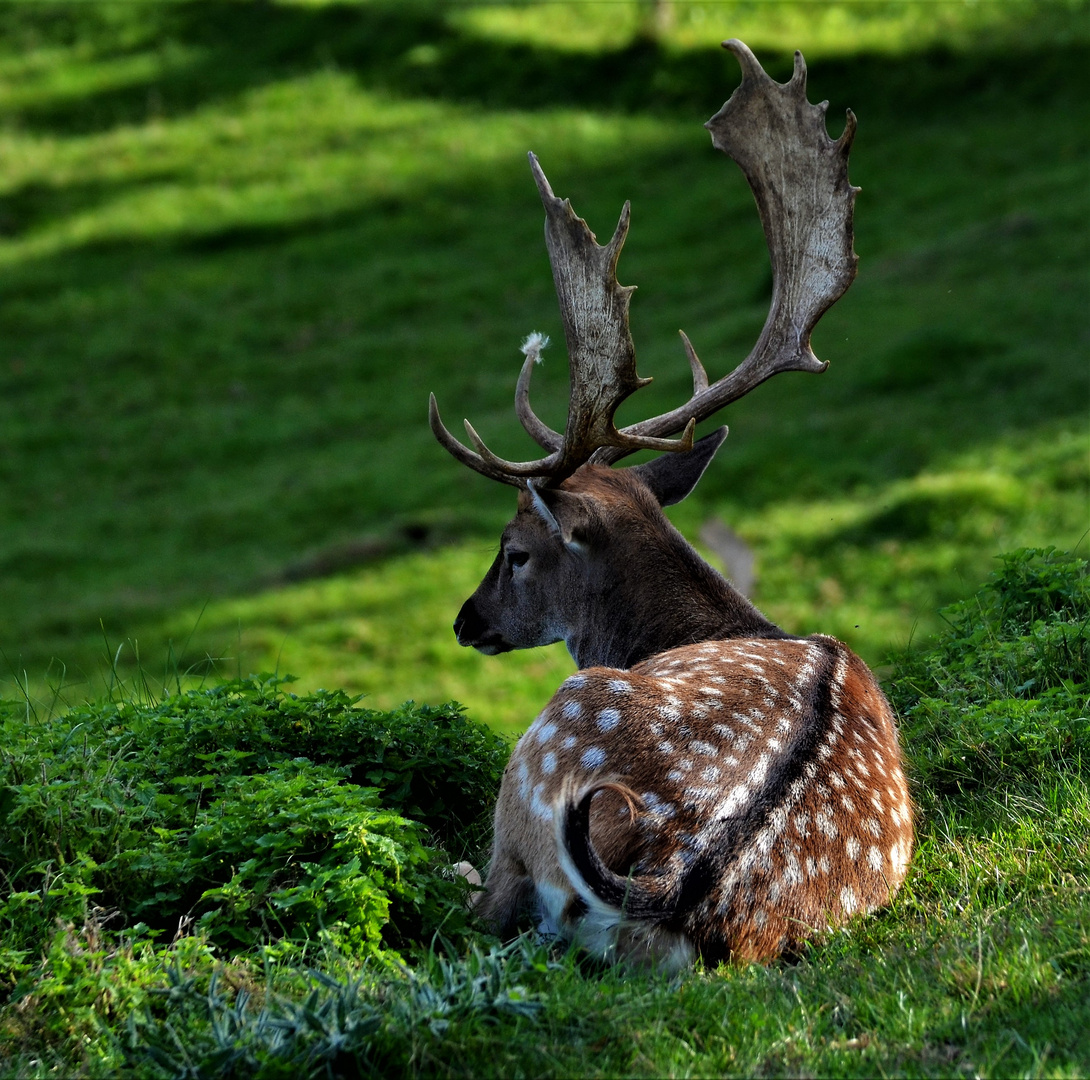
xmin=453 ymin=598 xmax=478 ymax=646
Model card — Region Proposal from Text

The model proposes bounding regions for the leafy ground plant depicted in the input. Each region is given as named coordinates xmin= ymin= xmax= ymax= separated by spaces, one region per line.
xmin=0 ymin=680 xmax=507 ymax=980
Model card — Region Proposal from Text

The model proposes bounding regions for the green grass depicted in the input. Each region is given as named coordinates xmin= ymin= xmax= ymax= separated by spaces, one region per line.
xmin=0 ymin=1 xmax=1086 ymax=733
xmin=1 ymin=10 xmax=1089 ymax=1074
xmin=1 ymin=548 xmax=1086 ymax=1077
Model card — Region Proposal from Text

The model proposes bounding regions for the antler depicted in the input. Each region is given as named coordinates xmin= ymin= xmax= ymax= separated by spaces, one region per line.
xmin=430 ymin=38 xmax=858 ymax=484
xmin=429 ymin=155 xmax=695 ymax=487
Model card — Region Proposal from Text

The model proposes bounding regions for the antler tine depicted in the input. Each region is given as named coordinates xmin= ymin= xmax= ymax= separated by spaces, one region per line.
xmin=429 ymin=393 xmax=543 ymax=487
xmin=680 ymin=330 xmax=710 ymax=394
xmin=514 ymin=334 xmax=563 ymax=452
xmin=595 ymin=39 xmax=858 ymax=465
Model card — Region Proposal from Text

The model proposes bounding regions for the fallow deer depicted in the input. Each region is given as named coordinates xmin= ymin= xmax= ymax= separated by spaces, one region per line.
xmin=430 ymin=40 xmax=912 ymax=969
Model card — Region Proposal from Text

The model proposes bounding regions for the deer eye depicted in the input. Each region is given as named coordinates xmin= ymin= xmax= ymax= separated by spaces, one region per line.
xmin=506 ymin=548 xmax=529 ymax=570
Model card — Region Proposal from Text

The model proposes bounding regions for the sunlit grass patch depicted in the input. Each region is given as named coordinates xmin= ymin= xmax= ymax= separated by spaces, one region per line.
xmin=0 ymin=70 xmax=686 ymax=263
xmin=450 ymin=0 xmax=1067 ymax=57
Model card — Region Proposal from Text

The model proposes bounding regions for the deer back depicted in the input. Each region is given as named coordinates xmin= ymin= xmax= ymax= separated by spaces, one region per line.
xmin=481 ymin=634 xmax=912 ymax=966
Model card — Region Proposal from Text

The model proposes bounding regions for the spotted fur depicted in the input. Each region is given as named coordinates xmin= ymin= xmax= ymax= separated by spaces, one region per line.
xmin=456 ymin=452 xmax=912 ymax=969
xmin=479 ymin=633 xmax=911 ymax=967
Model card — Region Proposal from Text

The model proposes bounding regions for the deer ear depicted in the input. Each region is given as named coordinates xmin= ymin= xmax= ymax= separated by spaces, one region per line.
xmin=528 ymin=482 xmax=595 ymax=551
xmin=627 ymin=426 xmax=728 ymax=507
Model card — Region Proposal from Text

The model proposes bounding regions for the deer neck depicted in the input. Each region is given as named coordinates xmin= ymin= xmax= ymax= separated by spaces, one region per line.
xmin=565 ymin=524 xmax=783 ymax=671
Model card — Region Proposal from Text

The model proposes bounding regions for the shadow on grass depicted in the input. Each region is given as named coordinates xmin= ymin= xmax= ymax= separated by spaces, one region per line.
xmin=2 ymin=0 xmax=1085 ymax=138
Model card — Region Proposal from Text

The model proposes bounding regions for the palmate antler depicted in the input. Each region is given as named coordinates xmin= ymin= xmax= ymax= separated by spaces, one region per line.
xmin=429 ymin=39 xmax=859 ymax=487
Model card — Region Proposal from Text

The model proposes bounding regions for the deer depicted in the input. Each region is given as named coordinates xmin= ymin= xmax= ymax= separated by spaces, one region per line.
xmin=428 ymin=40 xmax=912 ymax=970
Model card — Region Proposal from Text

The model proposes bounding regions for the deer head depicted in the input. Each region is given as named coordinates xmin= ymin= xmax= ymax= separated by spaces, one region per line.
xmin=432 ymin=40 xmax=858 ymax=669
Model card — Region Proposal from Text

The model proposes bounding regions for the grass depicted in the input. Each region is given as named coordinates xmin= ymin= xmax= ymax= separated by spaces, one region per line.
xmin=1 ymin=9 xmax=1088 ymax=1073
xmin=0 ymin=0 xmax=1086 ymax=732
xmin=1 ymin=548 xmax=1086 ymax=1077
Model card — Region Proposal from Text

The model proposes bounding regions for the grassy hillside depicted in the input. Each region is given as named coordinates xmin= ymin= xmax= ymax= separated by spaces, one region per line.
xmin=0 ymin=1 xmax=1087 ymax=732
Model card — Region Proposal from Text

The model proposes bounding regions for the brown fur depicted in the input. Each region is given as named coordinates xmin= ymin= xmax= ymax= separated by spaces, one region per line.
xmin=458 ymin=461 xmax=912 ymax=967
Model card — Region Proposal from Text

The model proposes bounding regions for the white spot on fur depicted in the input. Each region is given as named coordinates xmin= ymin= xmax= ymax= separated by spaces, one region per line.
xmin=748 ymin=754 xmax=770 ymax=786
xmin=542 ymin=751 xmax=557 ymax=774
xmin=563 ymin=734 xmax=577 ymax=750
xmin=658 ymin=741 xmax=675 ymax=755
xmin=692 ymin=740 xmax=717 ymax=757
xmin=608 ymin=679 xmax=632 ymax=694
xmin=845 ymin=837 xmax=861 ymax=860
xmin=530 ymin=783 xmax=553 ymax=822
xmin=768 ymin=805 xmax=788 ymax=835
xmin=596 ymin=708 xmax=621 ymax=732
xmin=561 ymin=700 xmax=583 ymax=721
xmin=840 ymin=886 xmax=857 ymax=915
xmin=715 ymin=784 xmax=752 ymax=818
xmin=685 ymin=786 xmax=716 ymax=802
xmin=535 ymin=721 xmax=558 ymax=743
xmin=891 ymin=840 xmax=910 ymax=878
xmin=868 ymin=845 xmax=883 ymax=871
xmin=580 ymin=746 xmax=607 ymax=770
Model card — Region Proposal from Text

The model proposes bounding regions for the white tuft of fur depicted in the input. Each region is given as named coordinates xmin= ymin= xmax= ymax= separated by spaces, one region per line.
xmin=520 ymin=332 xmax=550 ymax=362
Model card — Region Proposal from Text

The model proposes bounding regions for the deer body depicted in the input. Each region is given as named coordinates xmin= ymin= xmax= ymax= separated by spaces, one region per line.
xmin=465 ymin=463 xmax=912 ymax=967
xmin=428 ymin=41 xmax=913 ymax=966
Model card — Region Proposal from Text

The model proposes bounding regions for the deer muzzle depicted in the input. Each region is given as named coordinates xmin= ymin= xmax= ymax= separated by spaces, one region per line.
xmin=453 ymin=597 xmax=512 ymax=654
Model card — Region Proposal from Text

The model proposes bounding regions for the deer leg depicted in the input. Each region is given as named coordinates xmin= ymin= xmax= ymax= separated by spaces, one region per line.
xmin=476 ymin=847 xmax=535 ymax=939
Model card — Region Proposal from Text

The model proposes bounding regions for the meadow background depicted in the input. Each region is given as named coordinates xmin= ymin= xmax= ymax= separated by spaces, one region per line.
xmin=0 ymin=2 xmax=1088 ymax=1076
xmin=1 ymin=0 xmax=1086 ymax=733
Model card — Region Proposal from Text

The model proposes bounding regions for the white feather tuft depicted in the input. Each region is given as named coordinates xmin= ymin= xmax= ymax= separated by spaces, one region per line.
xmin=520 ymin=332 xmax=550 ymax=362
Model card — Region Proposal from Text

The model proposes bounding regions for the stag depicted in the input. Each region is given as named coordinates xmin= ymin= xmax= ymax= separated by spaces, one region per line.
xmin=430 ymin=40 xmax=912 ymax=968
